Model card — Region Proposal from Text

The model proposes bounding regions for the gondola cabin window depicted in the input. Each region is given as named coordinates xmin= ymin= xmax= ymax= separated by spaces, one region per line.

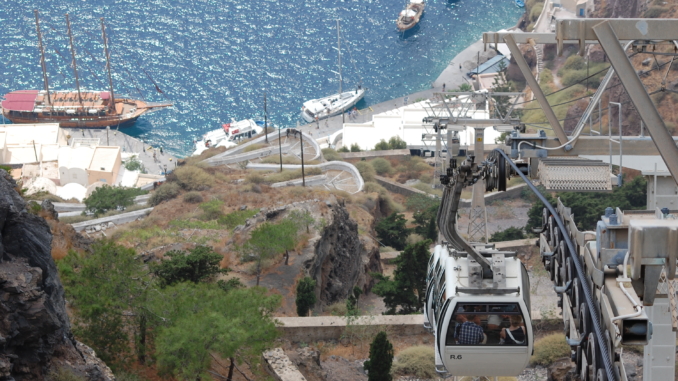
xmin=445 ymin=303 xmax=526 ymax=346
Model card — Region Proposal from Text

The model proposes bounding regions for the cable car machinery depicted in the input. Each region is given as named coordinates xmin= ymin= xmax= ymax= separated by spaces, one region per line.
xmin=424 ymin=18 xmax=678 ymax=381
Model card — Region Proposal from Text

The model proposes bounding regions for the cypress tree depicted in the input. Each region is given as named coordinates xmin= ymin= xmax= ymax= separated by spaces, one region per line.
xmin=295 ymin=277 xmax=317 ymax=316
xmin=426 ymin=215 xmax=437 ymax=241
xmin=364 ymin=331 xmax=394 ymax=381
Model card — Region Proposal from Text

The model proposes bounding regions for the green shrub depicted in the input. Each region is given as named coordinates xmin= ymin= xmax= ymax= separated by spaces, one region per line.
xmin=173 ymin=165 xmax=214 ymax=190
xmin=388 ymin=136 xmax=407 ymax=149
xmin=199 ymin=199 xmax=224 ymax=220
xmin=561 ymin=55 xmax=585 ymax=71
xmin=529 ymin=3 xmax=543 ymax=22
xmin=419 ymin=173 xmax=432 ymax=184
xmin=489 ymin=226 xmax=527 ymax=242
xmin=531 ymin=333 xmax=571 ymax=366
xmin=49 ymin=367 xmax=86 ymax=381
xmin=327 ymin=301 xmax=348 ymax=316
xmin=322 ymin=148 xmax=343 ymax=161
xmin=370 ymin=158 xmax=393 ymax=175
xmin=123 ymin=155 xmax=144 ymax=172
xmin=183 ymin=191 xmax=203 ymax=203
xmin=338 ymin=146 xmax=350 ymax=152
xmin=539 ymin=68 xmax=553 ymax=86
xmin=364 ymin=181 xmax=388 ymax=195
xmin=350 ymin=143 xmax=361 ymax=152
xmin=150 ymin=182 xmax=180 ymax=206
xmin=355 ymin=161 xmax=376 ymax=182
xmin=217 ymin=209 xmax=259 ymax=228
xmin=0 ymin=164 xmax=11 ymax=173
xmin=392 ymin=346 xmax=435 ymax=379
xmin=374 ymin=140 xmax=390 ymax=151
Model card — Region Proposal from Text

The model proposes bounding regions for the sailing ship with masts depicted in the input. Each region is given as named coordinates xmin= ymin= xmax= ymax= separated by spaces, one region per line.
xmin=300 ymin=20 xmax=365 ymax=123
xmin=1 ymin=11 xmax=171 ymax=129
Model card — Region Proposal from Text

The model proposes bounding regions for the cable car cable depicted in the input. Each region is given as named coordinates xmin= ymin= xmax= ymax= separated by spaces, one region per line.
xmin=493 ymin=149 xmax=618 ymax=381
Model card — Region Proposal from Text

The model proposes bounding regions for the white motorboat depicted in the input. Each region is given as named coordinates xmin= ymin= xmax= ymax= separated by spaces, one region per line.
xmin=193 ymin=119 xmax=264 ymax=156
xmin=300 ymin=20 xmax=365 ymax=123
xmin=301 ymin=88 xmax=366 ymax=123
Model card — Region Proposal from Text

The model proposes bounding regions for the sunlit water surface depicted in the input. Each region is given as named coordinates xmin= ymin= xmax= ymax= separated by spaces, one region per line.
xmin=0 ymin=0 xmax=521 ymax=156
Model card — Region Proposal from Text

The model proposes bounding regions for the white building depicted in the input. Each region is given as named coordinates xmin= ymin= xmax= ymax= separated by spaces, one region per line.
xmin=0 ymin=123 xmax=66 ymax=165
xmin=342 ymin=98 xmax=501 ymax=155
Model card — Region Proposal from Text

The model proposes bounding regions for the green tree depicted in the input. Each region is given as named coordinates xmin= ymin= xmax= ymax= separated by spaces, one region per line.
xmin=149 ymin=283 xmax=281 ymax=381
xmin=457 ymin=83 xmax=473 ymax=91
xmin=338 ymin=146 xmax=350 ymax=152
xmin=83 ymin=185 xmax=146 ymax=216
xmin=346 ymin=286 xmax=363 ymax=313
xmin=425 ymin=215 xmax=437 ymax=241
xmin=350 ymin=143 xmax=362 ymax=152
xmin=372 ymin=240 xmax=431 ymax=314
xmin=388 ymin=136 xmax=407 ymax=149
xmin=151 ymin=245 xmax=227 ymax=287
xmin=364 ymin=331 xmax=394 ymax=381
xmin=375 ymin=212 xmax=410 ymax=250
xmin=489 ymin=226 xmax=526 ymax=242
xmin=58 ymin=241 xmax=150 ymax=366
xmin=217 ymin=278 xmax=245 ymax=293
xmin=524 ymin=176 xmax=647 ymax=231
xmin=295 ymin=277 xmax=317 ymax=316
xmin=124 ymin=155 xmax=145 ymax=172
xmin=412 ymin=203 xmax=439 ymax=238
xmin=374 ymin=139 xmax=390 ymax=151
xmin=242 ymin=220 xmax=298 ymax=285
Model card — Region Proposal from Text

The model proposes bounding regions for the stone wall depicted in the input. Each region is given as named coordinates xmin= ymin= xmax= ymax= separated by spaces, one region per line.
xmin=374 ymin=175 xmax=430 ymax=198
xmin=276 ymin=315 xmax=427 ymax=343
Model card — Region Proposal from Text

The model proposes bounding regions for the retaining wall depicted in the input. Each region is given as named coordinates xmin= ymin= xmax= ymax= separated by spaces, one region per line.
xmin=339 ymin=149 xmax=411 ymax=159
xmin=373 ymin=175 xmax=432 ymax=198
xmin=276 ymin=315 xmax=427 ymax=343
xmin=71 ymin=207 xmax=153 ymax=232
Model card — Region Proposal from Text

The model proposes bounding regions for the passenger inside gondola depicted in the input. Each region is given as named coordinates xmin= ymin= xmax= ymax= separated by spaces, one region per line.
xmin=446 ymin=303 xmax=526 ymax=346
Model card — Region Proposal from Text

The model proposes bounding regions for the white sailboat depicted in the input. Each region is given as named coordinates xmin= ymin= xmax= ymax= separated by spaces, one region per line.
xmin=300 ymin=20 xmax=365 ymax=123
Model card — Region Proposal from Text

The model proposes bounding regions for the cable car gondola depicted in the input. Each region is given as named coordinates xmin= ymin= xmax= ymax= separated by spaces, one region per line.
xmin=425 ymin=245 xmax=533 ymax=377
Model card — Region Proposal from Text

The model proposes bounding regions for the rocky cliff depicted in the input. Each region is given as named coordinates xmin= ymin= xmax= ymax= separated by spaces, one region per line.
xmin=0 ymin=170 xmax=113 ymax=381
xmin=307 ymin=200 xmax=382 ymax=306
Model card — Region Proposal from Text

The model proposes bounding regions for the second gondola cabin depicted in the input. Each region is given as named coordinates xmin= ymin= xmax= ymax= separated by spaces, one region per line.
xmin=424 ymin=245 xmax=534 ymax=377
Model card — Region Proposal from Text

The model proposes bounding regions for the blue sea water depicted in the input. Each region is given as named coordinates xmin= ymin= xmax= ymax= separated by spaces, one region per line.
xmin=0 ymin=0 xmax=522 ymax=156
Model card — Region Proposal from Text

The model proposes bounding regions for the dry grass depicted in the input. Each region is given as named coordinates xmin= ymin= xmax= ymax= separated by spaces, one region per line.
xmin=531 ymin=333 xmax=571 ymax=366
xmin=266 ymin=168 xmax=322 ymax=183
xmin=392 ymin=346 xmax=435 ymax=379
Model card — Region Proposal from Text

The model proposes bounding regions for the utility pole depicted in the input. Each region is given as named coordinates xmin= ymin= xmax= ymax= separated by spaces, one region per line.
xmin=264 ymin=92 xmax=269 ymax=143
xmin=278 ymin=125 xmax=283 ymax=172
xmin=298 ymin=121 xmax=306 ymax=187
xmin=34 ymin=10 xmax=51 ymax=106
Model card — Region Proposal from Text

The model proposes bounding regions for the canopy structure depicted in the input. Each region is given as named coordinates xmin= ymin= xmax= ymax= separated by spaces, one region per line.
xmin=1 ymin=90 xmax=38 ymax=111
xmin=401 ymin=9 xmax=416 ymax=17
xmin=410 ymin=0 xmax=424 ymax=3
xmin=99 ymin=91 xmax=110 ymax=100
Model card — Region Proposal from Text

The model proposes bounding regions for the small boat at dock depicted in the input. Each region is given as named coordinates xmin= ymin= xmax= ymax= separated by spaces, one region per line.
xmin=396 ymin=0 xmax=425 ymax=31
xmin=515 ymin=0 xmax=525 ymax=7
xmin=193 ymin=119 xmax=263 ymax=156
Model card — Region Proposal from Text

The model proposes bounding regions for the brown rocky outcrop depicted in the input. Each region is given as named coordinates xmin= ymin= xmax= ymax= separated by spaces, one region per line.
xmin=307 ymin=202 xmax=382 ymax=305
xmin=0 ymin=170 xmax=113 ymax=381
xmin=591 ymin=0 xmax=643 ymax=18
xmin=547 ymin=357 xmax=577 ymax=381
